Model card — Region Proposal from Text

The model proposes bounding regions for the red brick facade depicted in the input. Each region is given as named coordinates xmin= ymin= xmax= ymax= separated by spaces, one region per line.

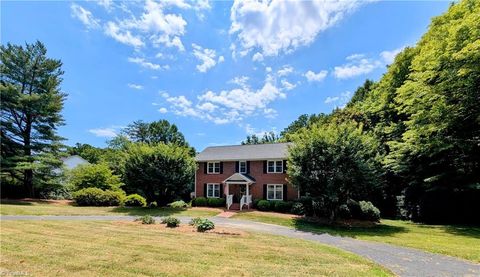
xmin=195 ymin=160 xmax=298 ymax=201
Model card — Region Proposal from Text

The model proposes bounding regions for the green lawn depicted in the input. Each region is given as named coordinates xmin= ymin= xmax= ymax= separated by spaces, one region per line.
xmin=233 ymin=211 xmax=480 ymax=263
xmin=0 ymin=199 xmax=221 ymax=217
xmin=0 ymin=220 xmax=391 ymax=276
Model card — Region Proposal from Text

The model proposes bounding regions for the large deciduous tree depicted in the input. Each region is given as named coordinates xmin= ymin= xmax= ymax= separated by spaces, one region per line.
xmin=123 ymin=143 xmax=195 ymax=204
xmin=288 ymin=123 xmax=380 ymax=222
xmin=1 ymin=41 xmax=66 ymax=197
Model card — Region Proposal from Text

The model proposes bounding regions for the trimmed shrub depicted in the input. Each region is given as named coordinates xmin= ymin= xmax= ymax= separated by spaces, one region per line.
xmin=192 ymin=197 xmax=207 ymax=207
xmin=73 ymin=188 xmax=124 ymax=206
xmin=137 ymin=215 xmax=155 ymax=224
xmin=252 ymin=199 xmax=261 ymax=209
xmin=162 ymin=216 xmax=180 ymax=228
xmin=148 ymin=201 xmax=158 ymax=208
xmin=195 ymin=218 xmax=215 ymax=232
xmin=168 ymin=200 xmax=188 ymax=209
xmin=207 ymin=197 xmax=226 ymax=207
xmin=68 ymin=163 xmax=123 ymax=191
xmin=124 ymin=194 xmax=147 ymax=207
xmin=291 ymin=202 xmax=305 ymax=215
xmin=274 ymin=201 xmax=293 ymax=213
xmin=189 ymin=217 xmax=203 ymax=226
xmin=359 ymin=201 xmax=380 ymax=222
xmin=256 ymin=200 xmax=271 ymax=211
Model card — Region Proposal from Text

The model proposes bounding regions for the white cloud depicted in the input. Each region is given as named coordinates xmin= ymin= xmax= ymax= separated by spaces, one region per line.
xmin=252 ymin=52 xmax=264 ymax=62
xmin=230 ymin=0 xmax=364 ymax=57
xmin=277 ymin=65 xmax=294 ymax=77
xmin=218 ymin=55 xmax=225 ymax=63
xmin=159 ymin=76 xmax=286 ymax=124
xmin=88 ymin=127 xmax=117 ymax=138
xmin=105 ymin=22 xmax=144 ymax=48
xmin=265 ymin=67 xmax=272 ymax=73
xmin=71 ymin=3 xmax=100 ymax=29
xmin=333 ymin=57 xmax=381 ymax=79
xmin=281 ymin=79 xmax=296 ymax=91
xmin=305 ymin=70 xmax=328 ymax=82
xmin=324 ymin=91 xmax=352 ymax=108
xmin=96 ymin=0 xmax=113 ymax=11
xmin=127 ymin=83 xmax=144 ymax=90
xmin=192 ymin=43 xmax=218 ymax=73
xmin=158 ymin=107 xmax=168 ymax=113
xmin=244 ymin=123 xmax=277 ymax=136
xmin=128 ymin=57 xmax=168 ymax=70
xmin=380 ymin=47 xmax=404 ymax=64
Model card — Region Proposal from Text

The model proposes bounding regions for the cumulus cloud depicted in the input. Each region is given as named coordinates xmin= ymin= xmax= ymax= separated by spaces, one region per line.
xmin=304 ymin=70 xmax=328 ymax=82
xmin=88 ymin=127 xmax=118 ymax=138
xmin=127 ymin=83 xmax=144 ymax=90
xmin=380 ymin=47 xmax=404 ymax=64
xmin=159 ymin=76 xmax=286 ymax=124
xmin=277 ymin=65 xmax=294 ymax=77
xmin=105 ymin=22 xmax=144 ymax=48
xmin=192 ymin=43 xmax=219 ymax=72
xmin=324 ymin=91 xmax=352 ymax=108
xmin=71 ymin=3 xmax=100 ymax=29
xmin=128 ymin=57 xmax=168 ymax=70
xmin=281 ymin=79 xmax=296 ymax=91
xmin=158 ymin=107 xmax=168 ymax=113
xmin=230 ymin=0 xmax=364 ymax=57
xmin=252 ymin=52 xmax=264 ymax=62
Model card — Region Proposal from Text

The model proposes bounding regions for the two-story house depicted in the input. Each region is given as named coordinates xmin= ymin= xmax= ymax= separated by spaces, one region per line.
xmin=195 ymin=143 xmax=298 ymax=210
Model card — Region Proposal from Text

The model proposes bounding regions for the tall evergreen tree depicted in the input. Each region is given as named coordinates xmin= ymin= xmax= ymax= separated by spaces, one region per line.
xmin=1 ymin=41 xmax=66 ymax=197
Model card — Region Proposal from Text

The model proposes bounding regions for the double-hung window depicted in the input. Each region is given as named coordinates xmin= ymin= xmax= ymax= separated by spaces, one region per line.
xmin=267 ymin=184 xmax=283 ymax=200
xmin=239 ymin=161 xmax=247 ymax=173
xmin=267 ymin=160 xmax=283 ymax=173
xmin=207 ymin=183 xmax=220 ymax=198
xmin=207 ymin=162 xmax=220 ymax=174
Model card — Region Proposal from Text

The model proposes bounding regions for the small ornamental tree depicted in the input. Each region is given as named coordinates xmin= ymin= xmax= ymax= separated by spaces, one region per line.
xmin=68 ymin=163 xmax=123 ymax=191
xmin=123 ymin=143 xmax=195 ymax=205
xmin=288 ymin=123 xmax=379 ymax=222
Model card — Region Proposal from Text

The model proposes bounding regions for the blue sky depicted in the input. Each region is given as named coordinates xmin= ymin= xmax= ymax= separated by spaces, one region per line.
xmin=2 ymin=0 xmax=450 ymax=151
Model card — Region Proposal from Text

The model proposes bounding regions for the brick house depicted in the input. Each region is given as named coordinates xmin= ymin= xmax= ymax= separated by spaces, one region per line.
xmin=194 ymin=143 xmax=298 ymax=210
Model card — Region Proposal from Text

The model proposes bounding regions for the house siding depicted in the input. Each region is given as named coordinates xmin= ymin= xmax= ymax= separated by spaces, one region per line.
xmin=195 ymin=161 xmax=298 ymax=201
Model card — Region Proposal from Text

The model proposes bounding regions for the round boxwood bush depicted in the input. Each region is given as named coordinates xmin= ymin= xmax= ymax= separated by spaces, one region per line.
xmin=161 ymin=216 xmax=180 ymax=228
xmin=196 ymin=219 xmax=215 ymax=232
xmin=256 ymin=200 xmax=271 ymax=211
xmin=252 ymin=199 xmax=261 ymax=209
xmin=274 ymin=201 xmax=293 ymax=213
xmin=73 ymin=188 xmax=124 ymax=206
xmin=207 ymin=197 xmax=226 ymax=207
xmin=148 ymin=201 xmax=158 ymax=208
xmin=124 ymin=194 xmax=147 ymax=207
xmin=192 ymin=197 xmax=207 ymax=207
xmin=137 ymin=215 xmax=155 ymax=224
xmin=358 ymin=201 xmax=380 ymax=222
xmin=168 ymin=200 xmax=188 ymax=209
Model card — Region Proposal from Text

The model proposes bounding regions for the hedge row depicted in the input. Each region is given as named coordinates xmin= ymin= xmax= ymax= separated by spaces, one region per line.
xmin=191 ymin=197 xmax=225 ymax=207
xmin=72 ymin=188 xmax=147 ymax=207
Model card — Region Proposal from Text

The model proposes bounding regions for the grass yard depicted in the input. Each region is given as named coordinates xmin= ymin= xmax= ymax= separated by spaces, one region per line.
xmin=0 ymin=199 xmax=221 ymax=217
xmin=0 ymin=220 xmax=391 ymax=277
xmin=233 ymin=211 xmax=480 ymax=263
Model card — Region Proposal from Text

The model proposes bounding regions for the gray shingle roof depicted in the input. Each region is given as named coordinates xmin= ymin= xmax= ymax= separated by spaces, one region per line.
xmin=195 ymin=143 xmax=292 ymax=161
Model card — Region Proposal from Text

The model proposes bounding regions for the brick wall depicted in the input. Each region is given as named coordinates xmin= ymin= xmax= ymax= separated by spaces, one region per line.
xmin=195 ymin=161 xmax=298 ymax=201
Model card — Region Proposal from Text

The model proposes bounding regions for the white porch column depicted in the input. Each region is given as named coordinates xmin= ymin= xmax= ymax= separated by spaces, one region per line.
xmin=225 ymin=183 xmax=229 ymax=196
xmin=246 ymin=183 xmax=249 ymax=197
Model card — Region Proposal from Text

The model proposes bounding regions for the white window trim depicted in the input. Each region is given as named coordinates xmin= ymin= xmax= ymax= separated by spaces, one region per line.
xmin=239 ymin=160 xmax=247 ymax=174
xmin=267 ymin=160 xmax=283 ymax=173
xmin=207 ymin=161 xmax=220 ymax=174
xmin=267 ymin=184 xmax=284 ymax=200
xmin=207 ymin=183 xmax=220 ymax=198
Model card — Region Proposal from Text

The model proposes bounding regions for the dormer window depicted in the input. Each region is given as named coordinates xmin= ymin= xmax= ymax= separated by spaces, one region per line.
xmin=239 ymin=161 xmax=247 ymax=173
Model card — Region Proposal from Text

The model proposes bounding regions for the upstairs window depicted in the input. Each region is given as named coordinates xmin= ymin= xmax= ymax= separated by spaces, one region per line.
xmin=239 ymin=161 xmax=247 ymax=173
xmin=267 ymin=160 xmax=283 ymax=173
xmin=207 ymin=162 xmax=220 ymax=174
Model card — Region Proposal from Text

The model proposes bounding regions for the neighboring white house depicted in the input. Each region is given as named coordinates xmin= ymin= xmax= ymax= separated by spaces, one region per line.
xmin=61 ymin=155 xmax=89 ymax=170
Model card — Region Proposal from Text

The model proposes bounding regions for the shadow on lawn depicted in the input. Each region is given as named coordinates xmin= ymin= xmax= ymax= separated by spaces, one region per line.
xmin=442 ymin=225 xmax=480 ymax=239
xmin=109 ymin=206 xmax=190 ymax=217
xmin=291 ymin=217 xmax=407 ymax=238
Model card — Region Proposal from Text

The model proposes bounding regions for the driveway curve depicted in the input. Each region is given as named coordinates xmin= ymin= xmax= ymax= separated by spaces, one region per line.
xmin=1 ymin=215 xmax=479 ymax=277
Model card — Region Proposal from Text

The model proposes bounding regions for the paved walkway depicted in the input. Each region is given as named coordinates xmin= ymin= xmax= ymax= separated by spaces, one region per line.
xmin=1 ymin=215 xmax=479 ymax=277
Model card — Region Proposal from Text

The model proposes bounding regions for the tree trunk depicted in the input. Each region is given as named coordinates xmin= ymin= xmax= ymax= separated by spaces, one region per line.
xmin=24 ymin=169 xmax=34 ymax=197
xmin=23 ymin=117 xmax=34 ymax=197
